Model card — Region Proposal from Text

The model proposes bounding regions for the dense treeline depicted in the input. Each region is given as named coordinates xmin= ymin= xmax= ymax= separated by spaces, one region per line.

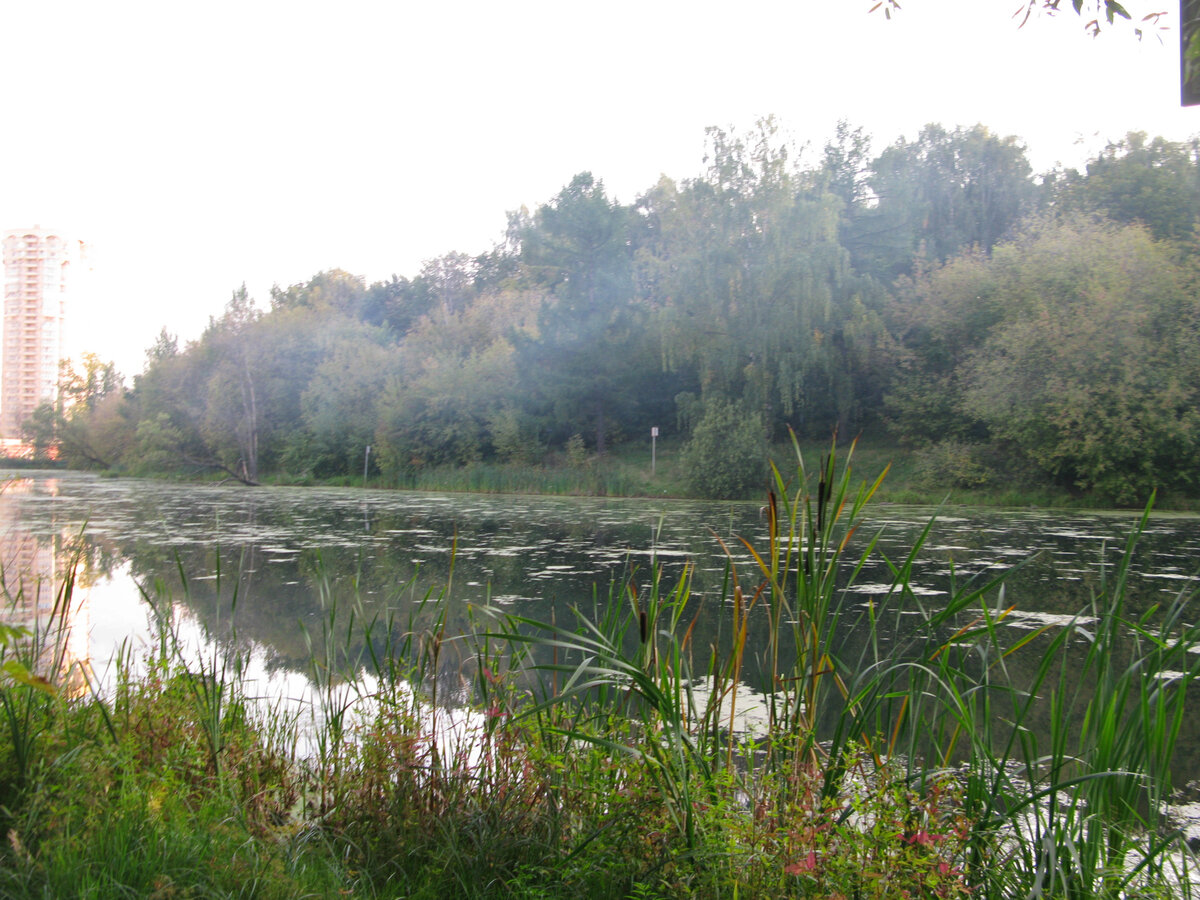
xmin=31 ymin=121 xmax=1200 ymax=502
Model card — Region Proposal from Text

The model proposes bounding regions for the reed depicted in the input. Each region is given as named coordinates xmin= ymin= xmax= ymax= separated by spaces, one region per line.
xmin=0 ymin=559 xmax=82 ymax=813
xmin=964 ymin=500 xmax=1200 ymax=897
xmin=400 ymin=460 xmax=661 ymax=498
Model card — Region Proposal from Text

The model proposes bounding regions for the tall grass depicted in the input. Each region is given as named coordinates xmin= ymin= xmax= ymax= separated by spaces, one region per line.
xmin=0 ymin=556 xmax=88 ymax=817
xmin=958 ymin=501 xmax=1200 ymax=897
xmin=397 ymin=461 xmax=651 ymax=497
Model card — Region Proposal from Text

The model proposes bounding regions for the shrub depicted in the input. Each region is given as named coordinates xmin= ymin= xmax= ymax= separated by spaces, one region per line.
xmin=565 ymin=433 xmax=589 ymax=469
xmin=488 ymin=406 xmax=538 ymax=464
xmin=913 ymin=440 xmax=996 ymax=490
xmin=679 ymin=399 xmax=767 ymax=499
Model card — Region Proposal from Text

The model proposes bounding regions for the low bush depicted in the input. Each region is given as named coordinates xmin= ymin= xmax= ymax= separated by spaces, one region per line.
xmin=680 ymin=399 xmax=767 ymax=499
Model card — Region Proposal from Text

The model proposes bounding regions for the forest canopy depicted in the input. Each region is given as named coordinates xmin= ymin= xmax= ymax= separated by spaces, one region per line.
xmin=30 ymin=121 xmax=1200 ymax=503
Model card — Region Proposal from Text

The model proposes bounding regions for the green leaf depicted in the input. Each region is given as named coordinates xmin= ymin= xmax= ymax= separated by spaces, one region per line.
xmin=2 ymin=660 xmax=57 ymax=696
xmin=0 ymin=622 xmax=33 ymax=646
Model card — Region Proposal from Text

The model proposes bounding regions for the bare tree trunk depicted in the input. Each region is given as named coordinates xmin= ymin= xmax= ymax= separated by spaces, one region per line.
xmin=594 ymin=398 xmax=606 ymax=456
xmin=239 ymin=352 xmax=259 ymax=483
xmin=180 ymin=453 xmax=259 ymax=486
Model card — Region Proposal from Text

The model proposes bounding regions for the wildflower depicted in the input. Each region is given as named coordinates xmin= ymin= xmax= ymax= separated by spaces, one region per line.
xmin=785 ymin=850 xmax=818 ymax=875
xmin=903 ymin=829 xmax=944 ymax=846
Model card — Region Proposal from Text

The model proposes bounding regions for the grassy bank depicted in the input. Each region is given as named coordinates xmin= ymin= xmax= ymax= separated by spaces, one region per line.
xmin=261 ymin=435 xmax=1200 ymax=511
xmin=3 ymin=438 xmax=1199 ymax=897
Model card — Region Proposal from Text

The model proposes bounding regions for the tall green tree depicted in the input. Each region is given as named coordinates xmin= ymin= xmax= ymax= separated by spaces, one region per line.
xmin=883 ymin=249 xmax=1001 ymax=445
xmin=198 ymin=287 xmax=265 ymax=483
xmin=514 ymin=172 xmax=647 ymax=453
xmin=374 ymin=289 xmax=540 ymax=477
xmin=849 ymin=124 xmax=1036 ymax=281
xmin=820 ymin=120 xmax=874 ymax=211
xmin=269 ymin=269 xmax=367 ymax=315
xmin=1052 ymin=132 xmax=1200 ymax=243
xmin=289 ymin=323 xmax=396 ymax=477
xmin=131 ymin=284 xmax=352 ymax=483
xmin=130 ymin=332 xmax=215 ymax=474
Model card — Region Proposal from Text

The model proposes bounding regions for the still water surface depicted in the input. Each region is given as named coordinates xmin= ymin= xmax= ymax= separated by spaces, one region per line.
xmin=4 ymin=470 xmax=1200 ymax=779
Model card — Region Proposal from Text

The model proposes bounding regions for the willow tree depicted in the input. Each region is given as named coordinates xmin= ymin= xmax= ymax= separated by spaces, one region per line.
xmin=643 ymin=119 xmax=885 ymax=438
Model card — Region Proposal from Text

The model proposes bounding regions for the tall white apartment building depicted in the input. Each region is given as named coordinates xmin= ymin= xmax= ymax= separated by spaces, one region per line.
xmin=1 ymin=226 xmax=82 ymax=440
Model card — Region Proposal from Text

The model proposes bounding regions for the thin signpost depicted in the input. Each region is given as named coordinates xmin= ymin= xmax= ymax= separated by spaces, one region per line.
xmin=1186 ymin=0 xmax=1200 ymax=106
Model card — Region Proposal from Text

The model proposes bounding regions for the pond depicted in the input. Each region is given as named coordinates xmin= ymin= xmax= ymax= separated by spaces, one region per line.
xmin=3 ymin=470 xmax=1200 ymax=789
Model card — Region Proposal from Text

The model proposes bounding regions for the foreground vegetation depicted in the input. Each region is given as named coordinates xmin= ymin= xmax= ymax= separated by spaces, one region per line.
xmin=1 ymin=441 xmax=1198 ymax=898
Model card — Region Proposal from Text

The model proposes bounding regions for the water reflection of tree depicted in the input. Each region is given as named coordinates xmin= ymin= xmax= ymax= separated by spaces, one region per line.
xmin=25 ymin=476 xmax=1200 ymax=783
xmin=115 ymin=501 xmax=1191 ymax=660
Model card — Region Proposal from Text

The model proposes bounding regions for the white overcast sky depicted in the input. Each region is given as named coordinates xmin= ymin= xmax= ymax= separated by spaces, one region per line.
xmin=1 ymin=0 xmax=1196 ymax=377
